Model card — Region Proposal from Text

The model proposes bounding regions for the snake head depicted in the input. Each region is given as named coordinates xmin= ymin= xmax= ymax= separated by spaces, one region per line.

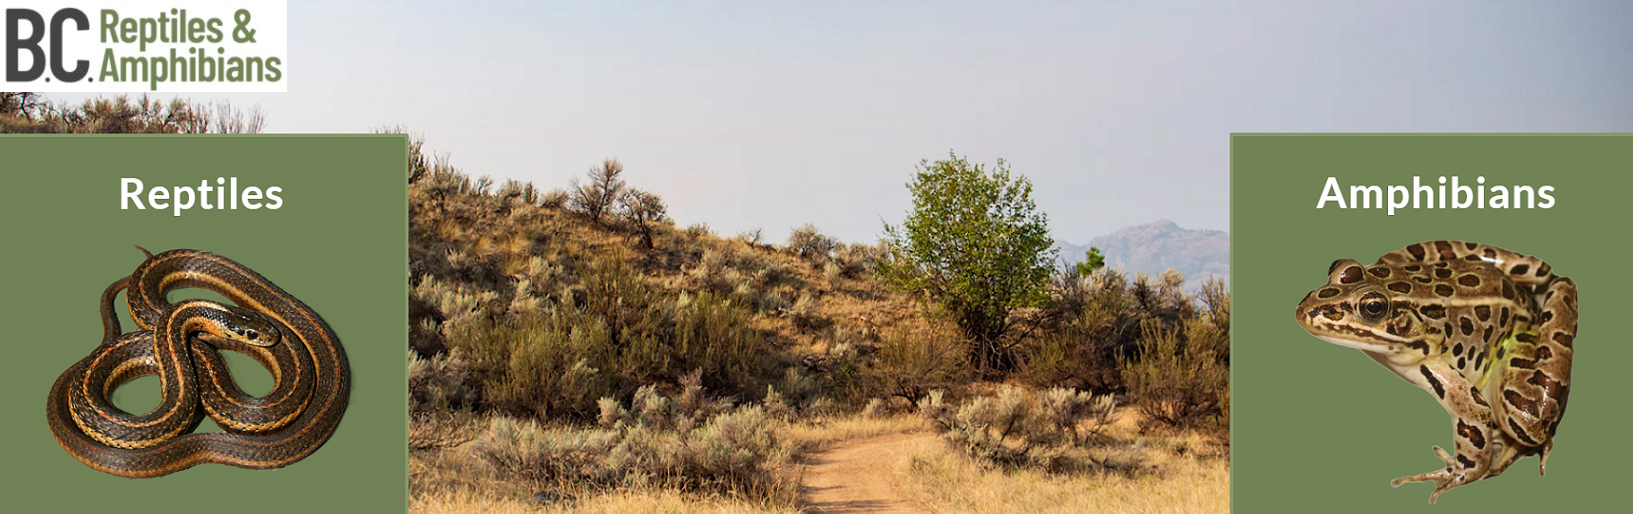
xmin=215 ymin=305 xmax=283 ymax=347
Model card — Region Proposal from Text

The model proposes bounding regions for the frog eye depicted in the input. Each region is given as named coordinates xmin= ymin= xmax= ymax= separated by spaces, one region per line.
xmin=1357 ymin=292 xmax=1390 ymax=324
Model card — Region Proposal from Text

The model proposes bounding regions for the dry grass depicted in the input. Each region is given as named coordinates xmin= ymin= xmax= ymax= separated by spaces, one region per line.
xmin=409 ymin=413 xmax=926 ymax=513
xmin=896 ymin=413 xmax=1229 ymax=513
xmin=411 ymin=411 xmax=1225 ymax=513
xmin=412 ymin=488 xmax=537 ymax=514
xmin=412 ymin=486 xmax=800 ymax=514
xmin=785 ymin=413 xmax=929 ymax=451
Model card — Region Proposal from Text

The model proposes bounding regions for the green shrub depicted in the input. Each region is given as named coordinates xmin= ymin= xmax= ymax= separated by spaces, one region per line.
xmin=822 ymin=342 xmax=867 ymax=403
xmin=444 ymin=254 xmax=766 ymax=421
xmin=1021 ymin=324 xmax=1119 ymax=392
xmin=448 ymin=311 xmax=610 ymax=419
xmin=582 ymin=256 xmax=764 ymax=393
xmin=866 ymin=325 xmax=968 ymax=405
xmin=672 ymin=291 xmax=762 ymax=390
xmin=1120 ymin=318 xmax=1228 ymax=430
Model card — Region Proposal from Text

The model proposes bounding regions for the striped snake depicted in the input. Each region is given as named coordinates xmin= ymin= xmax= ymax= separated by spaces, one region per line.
xmin=46 ymin=249 xmax=350 ymax=477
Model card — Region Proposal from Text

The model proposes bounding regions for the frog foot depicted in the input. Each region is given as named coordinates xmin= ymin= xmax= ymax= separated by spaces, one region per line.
xmin=1390 ymin=446 xmax=1468 ymax=504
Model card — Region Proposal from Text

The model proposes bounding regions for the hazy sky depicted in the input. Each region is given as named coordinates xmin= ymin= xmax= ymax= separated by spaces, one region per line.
xmin=57 ymin=0 xmax=1633 ymax=244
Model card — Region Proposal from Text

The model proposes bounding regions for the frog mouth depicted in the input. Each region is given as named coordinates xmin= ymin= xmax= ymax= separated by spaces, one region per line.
xmin=1315 ymin=334 xmax=1399 ymax=354
xmin=1312 ymin=336 xmax=1378 ymax=352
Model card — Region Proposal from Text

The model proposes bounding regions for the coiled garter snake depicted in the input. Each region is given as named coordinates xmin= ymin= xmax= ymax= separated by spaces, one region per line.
xmin=46 ymin=249 xmax=350 ymax=477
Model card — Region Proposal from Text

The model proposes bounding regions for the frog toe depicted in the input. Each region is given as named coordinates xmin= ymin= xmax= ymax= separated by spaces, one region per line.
xmin=1391 ymin=469 xmax=1453 ymax=504
xmin=1390 ymin=446 xmax=1462 ymax=504
xmin=1538 ymin=448 xmax=1550 ymax=476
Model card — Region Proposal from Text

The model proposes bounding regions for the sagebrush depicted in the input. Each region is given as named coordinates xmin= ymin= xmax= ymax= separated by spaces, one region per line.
xmin=921 ymin=385 xmax=1118 ymax=471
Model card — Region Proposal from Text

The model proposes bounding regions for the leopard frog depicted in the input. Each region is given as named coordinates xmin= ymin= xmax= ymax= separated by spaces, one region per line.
xmin=1294 ymin=241 xmax=1577 ymax=503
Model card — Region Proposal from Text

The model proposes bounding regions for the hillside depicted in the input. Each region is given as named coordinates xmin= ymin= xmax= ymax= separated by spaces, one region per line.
xmin=408 ymin=164 xmax=933 ymax=411
xmin=1061 ymin=220 xmax=1229 ymax=289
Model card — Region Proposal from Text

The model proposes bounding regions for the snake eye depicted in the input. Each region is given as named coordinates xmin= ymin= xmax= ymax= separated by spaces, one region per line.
xmin=1357 ymin=292 xmax=1390 ymax=324
xmin=246 ymin=330 xmax=259 ymax=340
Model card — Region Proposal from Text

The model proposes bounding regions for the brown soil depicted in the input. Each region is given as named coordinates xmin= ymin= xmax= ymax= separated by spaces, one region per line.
xmin=800 ymin=433 xmax=939 ymax=514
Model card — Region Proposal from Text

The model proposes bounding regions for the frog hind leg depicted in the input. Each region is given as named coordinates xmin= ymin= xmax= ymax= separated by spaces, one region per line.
xmin=1496 ymin=277 xmax=1576 ymax=476
xmin=1391 ymin=362 xmax=1495 ymax=504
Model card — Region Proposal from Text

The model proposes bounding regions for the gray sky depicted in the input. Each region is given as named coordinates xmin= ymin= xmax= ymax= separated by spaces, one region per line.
xmin=57 ymin=0 xmax=1633 ymax=244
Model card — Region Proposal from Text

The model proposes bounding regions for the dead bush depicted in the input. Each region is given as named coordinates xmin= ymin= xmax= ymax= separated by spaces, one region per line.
xmin=569 ymin=158 xmax=626 ymax=223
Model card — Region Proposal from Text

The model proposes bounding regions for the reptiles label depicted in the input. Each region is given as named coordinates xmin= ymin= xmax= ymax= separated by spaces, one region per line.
xmin=120 ymin=177 xmax=284 ymax=215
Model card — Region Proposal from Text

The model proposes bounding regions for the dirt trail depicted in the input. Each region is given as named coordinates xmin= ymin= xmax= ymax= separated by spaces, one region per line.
xmin=800 ymin=433 xmax=939 ymax=514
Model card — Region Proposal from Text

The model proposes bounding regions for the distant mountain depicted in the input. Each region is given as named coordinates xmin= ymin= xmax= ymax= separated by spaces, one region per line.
xmin=1060 ymin=220 xmax=1229 ymax=289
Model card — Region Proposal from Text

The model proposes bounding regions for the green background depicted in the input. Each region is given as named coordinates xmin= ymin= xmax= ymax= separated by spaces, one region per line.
xmin=1231 ymin=135 xmax=1630 ymax=512
xmin=0 ymin=135 xmax=407 ymax=511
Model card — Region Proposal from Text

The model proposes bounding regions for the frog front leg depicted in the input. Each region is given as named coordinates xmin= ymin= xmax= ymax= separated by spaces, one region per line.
xmin=1390 ymin=360 xmax=1496 ymax=504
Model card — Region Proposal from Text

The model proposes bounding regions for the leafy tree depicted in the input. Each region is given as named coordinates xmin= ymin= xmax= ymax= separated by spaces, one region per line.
xmin=570 ymin=158 xmax=626 ymax=224
xmin=881 ymin=152 xmax=1055 ymax=373
xmin=1074 ymin=247 xmax=1106 ymax=276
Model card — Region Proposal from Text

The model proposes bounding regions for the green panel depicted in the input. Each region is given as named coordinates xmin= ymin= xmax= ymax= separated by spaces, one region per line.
xmin=1231 ymin=134 xmax=1629 ymax=512
xmin=0 ymin=135 xmax=407 ymax=512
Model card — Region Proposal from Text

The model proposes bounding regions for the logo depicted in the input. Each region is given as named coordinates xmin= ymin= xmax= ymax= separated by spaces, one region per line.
xmin=3 ymin=1 xmax=287 ymax=92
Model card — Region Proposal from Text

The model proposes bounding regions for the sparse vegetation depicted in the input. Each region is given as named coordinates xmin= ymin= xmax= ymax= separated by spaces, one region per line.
xmin=1 ymin=93 xmax=264 ymax=133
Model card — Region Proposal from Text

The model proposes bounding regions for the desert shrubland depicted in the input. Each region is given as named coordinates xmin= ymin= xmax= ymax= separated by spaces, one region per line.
xmin=402 ymin=137 xmax=1230 ymax=510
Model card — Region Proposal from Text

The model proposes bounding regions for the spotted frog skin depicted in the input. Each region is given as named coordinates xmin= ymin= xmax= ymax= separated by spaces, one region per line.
xmin=1295 ymin=241 xmax=1577 ymax=504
